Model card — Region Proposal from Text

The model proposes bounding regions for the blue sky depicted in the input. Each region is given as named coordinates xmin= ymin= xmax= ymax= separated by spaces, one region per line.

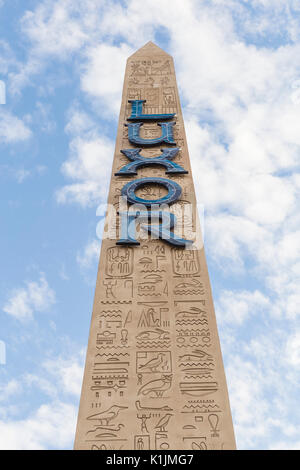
xmin=0 ymin=0 xmax=299 ymax=449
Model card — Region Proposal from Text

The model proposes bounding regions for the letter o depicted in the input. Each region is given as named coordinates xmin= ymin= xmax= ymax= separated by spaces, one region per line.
xmin=121 ymin=177 xmax=182 ymax=207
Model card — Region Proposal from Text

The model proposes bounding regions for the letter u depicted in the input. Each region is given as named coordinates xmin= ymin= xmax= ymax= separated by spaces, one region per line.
xmin=126 ymin=122 xmax=176 ymax=146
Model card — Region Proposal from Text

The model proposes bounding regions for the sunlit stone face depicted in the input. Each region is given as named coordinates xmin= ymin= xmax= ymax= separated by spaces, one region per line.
xmin=74 ymin=42 xmax=236 ymax=451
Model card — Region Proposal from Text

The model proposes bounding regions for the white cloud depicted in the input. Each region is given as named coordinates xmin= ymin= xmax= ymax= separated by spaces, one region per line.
xmin=0 ymin=109 xmax=31 ymax=143
xmin=34 ymin=101 xmax=56 ymax=133
xmin=216 ymin=289 xmax=270 ymax=325
xmin=206 ymin=214 xmax=269 ymax=267
xmin=0 ymin=40 xmax=15 ymax=75
xmin=24 ymin=374 xmax=57 ymax=399
xmin=0 ymin=380 xmax=21 ymax=403
xmin=10 ymin=0 xmax=108 ymax=93
xmin=0 ymin=401 xmax=77 ymax=450
xmin=21 ymin=1 xmax=88 ymax=57
xmin=80 ymin=42 xmax=133 ymax=116
xmin=76 ymin=239 xmax=100 ymax=269
xmin=21 ymin=349 xmax=85 ymax=400
xmin=64 ymin=108 xmax=94 ymax=135
xmin=286 ymin=332 xmax=300 ymax=367
xmin=0 ymin=347 xmax=84 ymax=449
xmin=56 ymin=109 xmax=114 ymax=206
xmin=56 ymin=135 xmax=113 ymax=206
xmin=43 ymin=351 xmax=85 ymax=397
xmin=3 ymin=274 xmax=56 ymax=321
xmin=224 ymin=332 xmax=300 ymax=449
xmin=271 ymin=439 xmax=300 ymax=450
xmin=228 ymin=358 xmax=268 ymax=427
xmin=227 ymin=355 xmax=276 ymax=449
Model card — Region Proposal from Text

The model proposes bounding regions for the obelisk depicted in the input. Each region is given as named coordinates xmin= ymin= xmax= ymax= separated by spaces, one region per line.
xmin=74 ymin=42 xmax=236 ymax=450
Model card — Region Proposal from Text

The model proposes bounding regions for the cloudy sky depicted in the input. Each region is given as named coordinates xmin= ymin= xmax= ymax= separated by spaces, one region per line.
xmin=0 ymin=0 xmax=299 ymax=450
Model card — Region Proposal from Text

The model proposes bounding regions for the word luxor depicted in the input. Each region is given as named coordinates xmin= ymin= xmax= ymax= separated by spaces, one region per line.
xmin=116 ymin=99 xmax=192 ymax=247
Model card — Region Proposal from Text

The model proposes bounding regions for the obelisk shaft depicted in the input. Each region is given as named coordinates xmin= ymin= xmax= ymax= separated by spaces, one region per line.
xmin=74 ymin=42 xmax=236 ymax=450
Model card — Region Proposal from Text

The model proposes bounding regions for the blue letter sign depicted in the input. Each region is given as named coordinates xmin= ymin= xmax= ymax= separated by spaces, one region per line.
xmin=115 ymin=148 xmax=187 ymax=176
xmin=127 ymin=99 xmax=175 ymax=121
xmin=126 ymin=122 xmax=176 ymax=146
xmin=115 ymin=96 xmax=192 ymax=246
xmin=121 ymin=177 xmax=182 ymax=207
xmin=117 ymin=210 xmax=192 ymax=247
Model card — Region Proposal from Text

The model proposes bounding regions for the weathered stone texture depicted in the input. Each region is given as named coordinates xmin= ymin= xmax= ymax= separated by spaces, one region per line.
xmin=74 ymin=42 xmax=236 ymax=451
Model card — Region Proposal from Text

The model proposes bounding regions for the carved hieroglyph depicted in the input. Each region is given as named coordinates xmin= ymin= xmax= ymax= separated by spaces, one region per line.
xmin=74 ymin=42 xmax=236 ymax=450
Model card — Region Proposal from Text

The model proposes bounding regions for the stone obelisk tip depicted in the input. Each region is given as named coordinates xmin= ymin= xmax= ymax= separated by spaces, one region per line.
xmin=128 ymin=41 xmax=171 ymax=59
